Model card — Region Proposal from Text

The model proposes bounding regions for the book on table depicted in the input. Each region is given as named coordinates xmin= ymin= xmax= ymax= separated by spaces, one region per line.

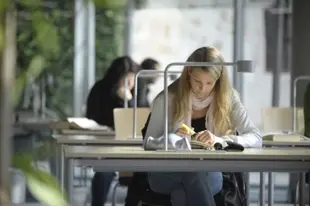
xmin=190 ymin=140 xmax=214 ymax=150
xmin=262 ymin=133 xmax=301 ymax=142
xmin=51 ymin=118 xmax=112 ymax=131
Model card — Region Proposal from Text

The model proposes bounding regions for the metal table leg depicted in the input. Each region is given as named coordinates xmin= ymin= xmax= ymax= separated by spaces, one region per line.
xmin=56 ymin=143 xmax=61 ymax=181
xmin=299 ymin=172 xmax=306 ymax=206
xmin=308 ymin=170 xmax=310 ymax=206
xmin=246 ymin=172 xmax=250 ymax=206
xmin=268 ymin=172 xmax=274 ymax=206
xmin=67 ymin=159 xmax=74 ymax=204
xmin=260 ymin=172 xmax=265 ymax=206
xmin=60 ymin=144 xmax=65 ymax=193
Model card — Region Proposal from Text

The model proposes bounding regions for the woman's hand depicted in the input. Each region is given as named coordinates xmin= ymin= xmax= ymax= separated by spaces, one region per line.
xmin=116 ymin=87 xmax=133 ymax=100
xmin=175 ymin=127 xmax=190 ymax=137
xmin=194 ymin=130 xmax=215 ymax=145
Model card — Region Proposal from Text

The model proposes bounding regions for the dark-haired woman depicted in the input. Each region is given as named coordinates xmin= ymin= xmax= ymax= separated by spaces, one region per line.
xmin=86 ymin=56 xmax=139 ymax=206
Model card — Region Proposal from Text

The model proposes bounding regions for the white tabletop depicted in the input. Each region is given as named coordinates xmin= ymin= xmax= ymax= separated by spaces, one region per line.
xmin=64 ymin=146 xmax=310 ymax=161
xmin=54 ymin=134 xmax=142 ymax=145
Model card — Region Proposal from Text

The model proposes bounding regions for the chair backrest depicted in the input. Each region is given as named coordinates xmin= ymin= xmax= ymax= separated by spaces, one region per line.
xmin=296 ymin=108 xmax=304 ymax=134
xmin=261 ymin=107 xmax=304 ymax=133
xmin=113 ymin=108 xmax=150 ymax=139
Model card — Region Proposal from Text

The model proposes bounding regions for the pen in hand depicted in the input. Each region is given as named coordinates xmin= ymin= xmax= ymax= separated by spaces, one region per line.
xmin=180 ymin=123 xmax=196 ymax=139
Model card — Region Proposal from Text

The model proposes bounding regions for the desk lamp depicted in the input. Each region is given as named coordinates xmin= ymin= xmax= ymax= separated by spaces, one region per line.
xmin=162 ymin=60 xmax=254 ymax=151
xmin=132 ymin=70 xmax=182 ymax=138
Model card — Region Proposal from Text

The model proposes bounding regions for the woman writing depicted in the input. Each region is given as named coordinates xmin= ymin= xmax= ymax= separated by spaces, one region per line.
xmin=142 ymin=46 xmax=262 ymax=206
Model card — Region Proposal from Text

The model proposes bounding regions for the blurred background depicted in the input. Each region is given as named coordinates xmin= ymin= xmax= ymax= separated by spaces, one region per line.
xmin=1 ymin=0 xmax=310 ymax=205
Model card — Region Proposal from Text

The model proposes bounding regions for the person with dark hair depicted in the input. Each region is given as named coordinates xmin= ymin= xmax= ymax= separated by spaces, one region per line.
xmin=86 ymin=56 xmax=139 ymax=206
xmin=135 ymin=58 xmax=160 ymax=107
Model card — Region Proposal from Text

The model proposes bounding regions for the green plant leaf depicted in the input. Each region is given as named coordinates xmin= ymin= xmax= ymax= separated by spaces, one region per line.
xmin=13 ymin=146 xmax=68 ymax=206
xmin=13 ymin=55 xmax=45 ymax=106
xmin=13 ymin=71 xmax=27 ymax=106
xmin=92 ymin=0 xmax=126 ymax=8
xmin=0 ymin=0 xmax=8 ymax=14
xmin=25 ymin=167 xmax=68 ymax=206
xmin=12 ymin=153 xmax=33 ymax=171
xmin=0 ymin=21 xmax=4 ymax=52
xmin=27 ymin=55 xmax=46 ymax=77
xmin=19 ymin=0 xmax=41 ymax=8
xmin=32 ymin=12 xmax=60 ymax=56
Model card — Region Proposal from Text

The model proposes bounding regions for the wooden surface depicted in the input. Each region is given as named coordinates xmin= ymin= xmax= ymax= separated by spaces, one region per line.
xmin=64 ymin=146 xmax=310 ymax=161
xmin=54 ymin=134 xmax=142 ymax=145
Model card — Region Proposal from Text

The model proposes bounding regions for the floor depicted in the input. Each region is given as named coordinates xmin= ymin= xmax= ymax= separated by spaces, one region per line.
xmin=12 ymin=185 xmax=309 ymax=206
xmin=11 ymin=171 xmax=309 ymax=206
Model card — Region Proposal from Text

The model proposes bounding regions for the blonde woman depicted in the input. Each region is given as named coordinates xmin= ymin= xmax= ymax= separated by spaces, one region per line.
xmin=143 ymin=46 xmax=262 ymax=206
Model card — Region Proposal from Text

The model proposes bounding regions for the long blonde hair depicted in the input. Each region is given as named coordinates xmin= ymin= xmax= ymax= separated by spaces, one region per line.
xmin=170 ymin=46 xmax=232 ymax=135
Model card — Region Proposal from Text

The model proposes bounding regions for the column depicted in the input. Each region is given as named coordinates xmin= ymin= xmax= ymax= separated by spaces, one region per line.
xmin=233 ymin=0 xmax=245 ymax=101
xmin=291 ymin=0 xmax=310 ymax=107
xmin=73 ymin=0 xmax=87 ymax=117
xmin=290 ymin=1 xmax=310 ymax=205
xmin=0 ymin=4 xmax=16 ymax=206
xmin=85 ymin=1 xmax=96 ymax=97
xmin=123 ymin=0 xmax=134 ymax=55
xmin=123 ymin=0 xmax=135 ymax=108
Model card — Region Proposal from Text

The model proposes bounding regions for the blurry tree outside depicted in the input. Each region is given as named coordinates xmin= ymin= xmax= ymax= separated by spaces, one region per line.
xmin=16 ymin=0 xmax=127 ymax=118
xmin=1 ymin=0 xmax=127 ymax=205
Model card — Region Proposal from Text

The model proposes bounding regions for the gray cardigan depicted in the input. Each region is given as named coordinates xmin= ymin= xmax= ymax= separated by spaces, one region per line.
xmin=143 ymin=90 xmax=262 ymax=150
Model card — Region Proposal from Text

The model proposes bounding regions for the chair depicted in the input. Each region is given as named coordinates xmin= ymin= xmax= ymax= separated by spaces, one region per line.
xmin=261 ymin=107 xmax=305 ymax=204
xmin=125 ymin=172 xmax=171 ymax=206
xmin=112 ymin=108 xmax=150 ymax=206
xmin=261 ymin=107 xmax=304 ymax=133
xmin=294 ymin=180 xmax=309 ymax=206
xmin=111 ymin=172 xmax=133 ymax=206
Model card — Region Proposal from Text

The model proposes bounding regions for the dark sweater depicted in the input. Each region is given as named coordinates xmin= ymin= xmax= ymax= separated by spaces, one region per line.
xmin=86 ymin=79 xmax=133 ymax=129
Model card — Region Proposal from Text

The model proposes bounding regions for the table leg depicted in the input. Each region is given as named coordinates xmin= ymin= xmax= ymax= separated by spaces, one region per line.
xmin=246 ymin=172 xmax=250 ymax=206
xmin=299 ymin=172 xmax=306 ymax=206
xmin=308 ymin=170 xmax=310 ymax=206
xmin=55 ymin=144 xmax=58 ymax=180
xmin=260 ymin=172 xmax=265 ymax=206
xmin=56 ymin=144 xmax=61 ymax=181
xmin=67 ymin=159 xmax=74 ymax=204
xmin=60 ymin=144 xmax=65 ymax=193
xmin=268 ymin=172 xmax=274 ymax=206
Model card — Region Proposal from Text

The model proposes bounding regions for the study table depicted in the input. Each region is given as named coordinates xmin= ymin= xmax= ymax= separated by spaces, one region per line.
xmin=55 ymin=134 xmax=142 ymax=145
xmin=54 ymin=133 xmax=143 ymax=201
xmin=55 ymin=133 xmax=142 ymax=185
xmin=55 ymin=132 xmax=310 ymax=206
xmin=262 ymin=138 xmax=310 ymax=206
xmin=63 ymin=145 xmax=310 ymax=205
